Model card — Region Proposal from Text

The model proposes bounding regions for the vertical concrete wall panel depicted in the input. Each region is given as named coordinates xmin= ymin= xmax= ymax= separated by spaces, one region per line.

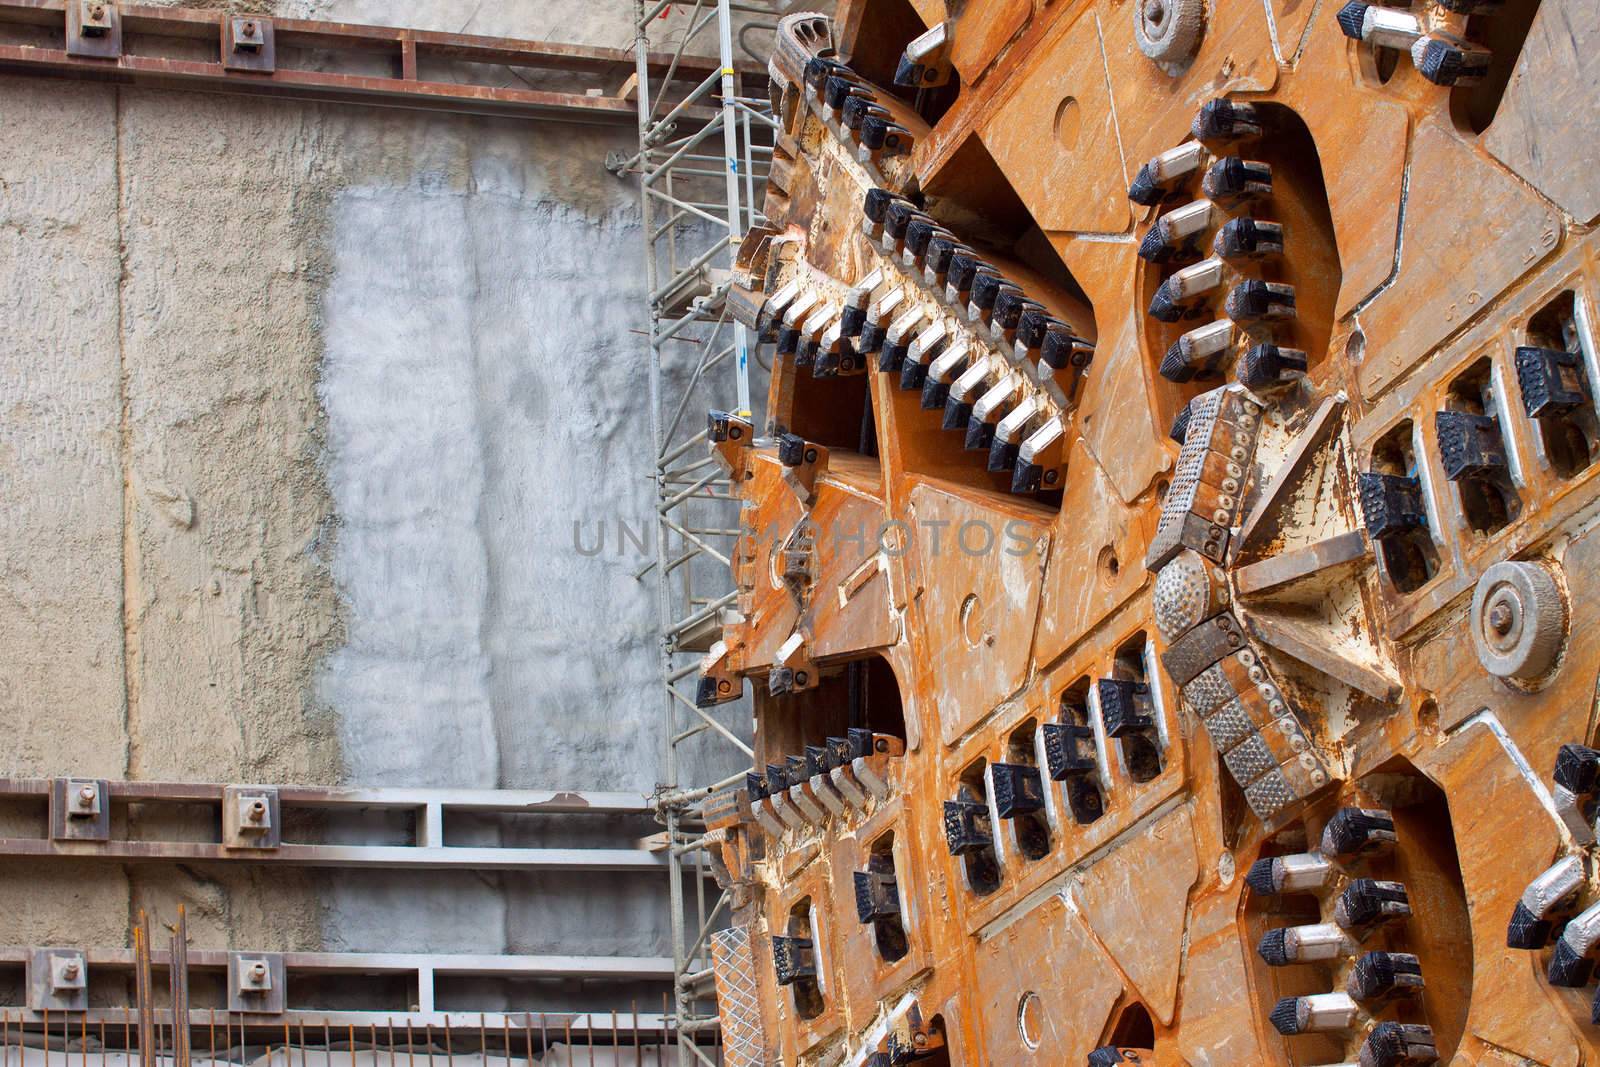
xmin=0 ymin=78 xmax=127 ymax=782
xmin=117 ymin=91 xmax=343 ymax=787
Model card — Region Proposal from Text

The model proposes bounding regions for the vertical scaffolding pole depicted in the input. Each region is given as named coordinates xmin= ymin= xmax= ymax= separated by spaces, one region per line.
xmin=620 ymin=2 xmax=778 ymax=1063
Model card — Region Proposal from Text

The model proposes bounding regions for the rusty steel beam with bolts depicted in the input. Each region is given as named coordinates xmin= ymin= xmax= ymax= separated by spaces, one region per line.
xmin=0 ymin=776 xmax=705 ymax=872
xmin=0 ymin=0 xmax=764 ymax=123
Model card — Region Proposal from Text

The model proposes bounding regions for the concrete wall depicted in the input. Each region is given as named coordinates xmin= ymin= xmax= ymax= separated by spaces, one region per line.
xmin=0 ymin=0 xmax=761 ymax=1000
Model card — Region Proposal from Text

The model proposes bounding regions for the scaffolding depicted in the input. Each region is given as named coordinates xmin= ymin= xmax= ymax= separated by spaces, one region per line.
xmin=617 ymin=1 xmax=783 ymax=1062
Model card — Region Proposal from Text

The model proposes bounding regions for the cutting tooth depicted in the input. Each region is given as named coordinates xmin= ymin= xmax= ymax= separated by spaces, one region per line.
xmin=860 ymin=287 xmax=907 ymax=357
xmin=861 ymin=187 xmax=907 ymax=242
xmin=1193 ymin=99 xmax=1264 ymax=142
xmin=1256 ymin=922 xmax=1357 ymax=966
xmin=908 ymin=335 xmax=968 ymax=393
xmin=1320 ymin=807 xmax=1397 ymax=857
xmin=1508 ymin=855 xmax=1585 ymax=949
xmin=945 ymin=254 xmax=993 ymax=309
xmin=1358 ymin=1023 xmax=1437 ymax=1067
xmin=842 ymin=96 xmax=890 ymax=145
xmin=944 ymin=354 xmax=997 ymax=429
xmin=1554 ymin=781 xmax=1598 ymax=842
xmin=1346 ymin=951 xmax=1424 ymax=1002
xmin=1140 ymin=200 xmax=1216 ymax=263
xmin=1039 ymin=330 xmax=1093 ymax=406
xmin=1553 ymin=743 xmax=1600 ymax=843
xmin=1169 ymin=401 xmax=1194 ymax=444
xmin=1014 ymin=308 xmax=1070 ymax=362
xmin=845 ymin=267 xmax=885 ymax=310
xmin=795 ymin=303 xmax=838 ymax=368
xmin=882 ymin=200 xmax=926 ymax=256
xmin=1149 ymin=257 xmax=1227 ymax=322
xmin=1013 ymin=416 xmax=1065 ymax=493
xmin=990 ymin=394 xmax=1041 ymax=472
xmin=858 ymin=114 xmax=914 ymax=163
xmin=757 ymin=279 xmax=803 ymax=340
xmin=819 ymin=318 xmax=863 ymax=376
xmin=895 ymin=19 xmax=954 ymax=87
xmin=903 ymin=218 xmax=952 ymax=272
xmin=1236 ymin=343 xmax=1308 ymax=390
xmin=1202 ymin=157 xmax=1273 ymax=203
xmin=814 ymin=318 xmax=845 ymax=376
xmin=897 ymin=318 xmax=948 ymax=377
xmin=1412 ymin=33 xmax=1493 ymax=86
xmin=1334 ymin=879 xmax=1411 ymax=933
xmin=776 ymin=290 xmax=821 ymax=355
xmin=1129 ymin=141 xmax=1212 ymax=205
xmin=1336 ymin=1 xmax=1370 ymax=38
xmin=841 ymin=267 xmax=886 ymax=338
xmin=1340 ymin=3 xmax=1424 ymax=48
xmin=1161 ymin=320 xmax=1234 ymax=383
xmin=822 ymin=73 xmax=873 ymax=126
xmin=923 ymin=236 xmax=972 ymax=289
xmin=1244 ymin=851 xmax=1335 ymax=895
xmin=802 ymin=57 xmax=854 ymax=110
xmin=1268 ymin=992 xmax=1359 ymax=1035
xmin=964 ymin=373 xmax=1023 ymax=449
xmin=1214 ymin=217 xmax=1284 ymax=259
xmin=991 ymin=289 xmax=1044 ymax=346
xmin=923 ymin=343 xmax=979 ymax=409
xmin=881 ymin=305 xmax=930 ymax=375
xmin=1547 ymin=899 xmax=1600 ymax=986
xmin=1225 ymin=280 xmax=1297 ymax=322
xmin=796 ymin=303 xmax=838 ymax=363
xmin=968 ymin=272 xmax=1019 ymax=327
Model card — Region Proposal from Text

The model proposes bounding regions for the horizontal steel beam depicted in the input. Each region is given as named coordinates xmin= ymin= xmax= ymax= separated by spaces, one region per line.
xmin=0 ymin=777 xmax=716 ymax=873
xmin=0 ymin=947 xmax=690 ymax=1040
xmin=0 ymin=946 xmax=677 ymax=980
xmin=0 ymin=1 xmax=763 ymax=124
xmin=0 ymin=837 xmax=670 ymax=870
xmin=0 ymin=778 xmax=653 ymax=813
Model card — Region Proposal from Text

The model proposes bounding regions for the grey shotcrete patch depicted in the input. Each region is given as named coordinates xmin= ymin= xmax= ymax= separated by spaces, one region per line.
xmin=316 ymin=178 xmax=747 ymax=970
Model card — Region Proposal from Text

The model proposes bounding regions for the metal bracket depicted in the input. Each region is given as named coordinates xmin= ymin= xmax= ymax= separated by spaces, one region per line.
xmin=222 ymin=16 xmax=276 ymax=74
xmin=222 ymin=785 xmax=281 ymax=849
xmin=66 ymin=0 xmax=122 ymax=59
xmin=49 ymin=777 xmax=110 ymax=842
xmin=228 ymin=952 xmax=285 ymax=1014
xmin=27 ymin=949 xmax=88 ymax=1011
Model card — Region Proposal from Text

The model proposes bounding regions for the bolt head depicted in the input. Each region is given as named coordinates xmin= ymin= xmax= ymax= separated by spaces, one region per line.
xmin=249 ymin=963 xmax=267 ymax=979
xmin=1489 ymin=602 xmax=1514 ymax=634
xmin=78 ymin=785 xmax=96 ymax=802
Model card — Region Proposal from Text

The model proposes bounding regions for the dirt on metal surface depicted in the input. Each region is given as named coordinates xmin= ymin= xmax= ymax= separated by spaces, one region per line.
xmin=697 ymin=0 xmax=1600 ymax=1062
